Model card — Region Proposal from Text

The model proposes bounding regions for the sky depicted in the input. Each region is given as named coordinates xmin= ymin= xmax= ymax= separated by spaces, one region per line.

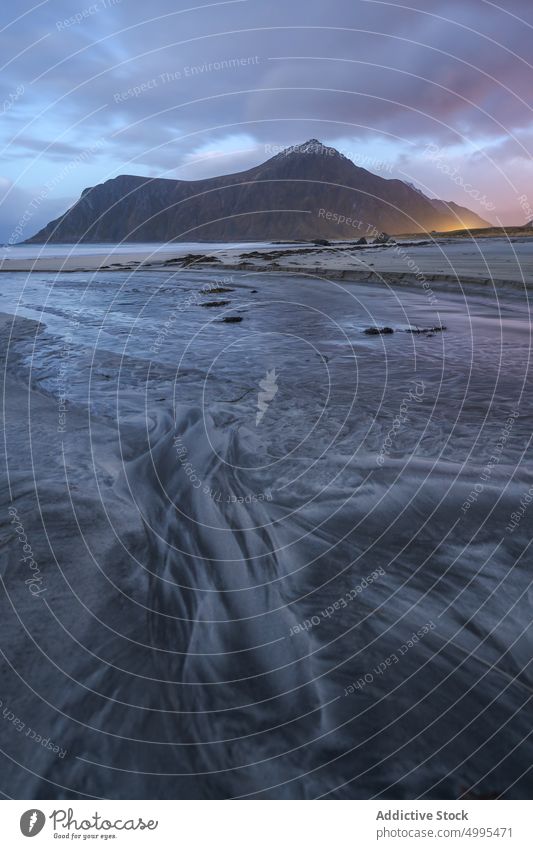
xmin=1 ymin=0 xmax=532 ymax=242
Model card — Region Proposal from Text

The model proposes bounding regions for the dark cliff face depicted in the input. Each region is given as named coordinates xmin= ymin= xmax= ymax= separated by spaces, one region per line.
xmin=27 ymin=140 xmax=490 ymax=243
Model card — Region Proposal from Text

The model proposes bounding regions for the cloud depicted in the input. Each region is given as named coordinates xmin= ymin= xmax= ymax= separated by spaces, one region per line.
xmin=0 ymin=177 xmax=75 ymax=244
xmin=1 ymin=0 xmax=532 ymax=227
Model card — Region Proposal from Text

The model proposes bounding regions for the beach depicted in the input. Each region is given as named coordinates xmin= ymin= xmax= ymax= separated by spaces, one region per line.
xmin=1 ymin=246 xmax=533 ymax=799
xmin=1 ymin=235 xmax=533 ymax=289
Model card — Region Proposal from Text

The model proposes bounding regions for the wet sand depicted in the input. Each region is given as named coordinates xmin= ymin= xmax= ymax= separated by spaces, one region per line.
xmin=1 ymin=265 xmax=532 ymax=799
xmin=1 ymin=236 xmax=532 ymax=288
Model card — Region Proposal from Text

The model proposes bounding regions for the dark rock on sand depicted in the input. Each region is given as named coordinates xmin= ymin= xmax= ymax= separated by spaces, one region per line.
xmin=364 ymin=326 xmax=394 ymax=335
xmin=405 ymin=325 xmax=447 ymax=334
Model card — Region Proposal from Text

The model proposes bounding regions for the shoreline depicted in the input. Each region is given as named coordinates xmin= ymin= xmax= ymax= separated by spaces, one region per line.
xmin=162 ymin=261 xmax=533 ymax=291
xmin=1 ymin=236 xmax=532 ymax=290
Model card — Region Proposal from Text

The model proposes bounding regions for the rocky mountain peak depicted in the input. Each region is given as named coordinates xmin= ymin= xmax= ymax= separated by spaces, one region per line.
xmin=273 ymin=138 xmax=349 ymax=161
xmin=27 ymin=140 xmax=491 ymax=243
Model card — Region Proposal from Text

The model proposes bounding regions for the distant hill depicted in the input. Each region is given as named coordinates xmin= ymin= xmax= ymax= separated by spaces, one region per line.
xmin=27 ymin=139 xmax=491 ymax=243
xmin=407 ymin=224 xmax=533 ymax=239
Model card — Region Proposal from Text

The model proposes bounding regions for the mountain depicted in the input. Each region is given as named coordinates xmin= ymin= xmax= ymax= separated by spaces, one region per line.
xmin=27 ymin=139 xmax=490 ymax=243
xmin=426 ymin=197 xmax=489 ymax=224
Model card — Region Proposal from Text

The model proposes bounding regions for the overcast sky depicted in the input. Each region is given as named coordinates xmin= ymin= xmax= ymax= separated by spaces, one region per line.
xmin=1 ymin=0 xmax=532 ymax=242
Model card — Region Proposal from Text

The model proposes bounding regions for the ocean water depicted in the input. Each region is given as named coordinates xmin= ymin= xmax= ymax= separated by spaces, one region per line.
xmin=0 ymin=241 xmax=303 ymax=262
xmin=1 ymin=265 xmax=532 ymax=799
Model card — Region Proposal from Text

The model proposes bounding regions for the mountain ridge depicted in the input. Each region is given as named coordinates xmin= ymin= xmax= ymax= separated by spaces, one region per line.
xmin=26 ymin=139 xmax=491 ymax=243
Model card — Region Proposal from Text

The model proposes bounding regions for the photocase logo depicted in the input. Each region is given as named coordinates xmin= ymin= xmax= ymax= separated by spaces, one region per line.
xmin=20 ymin=809 xmax=46 ymax=837
xmin=256 ymin=368 xmax=278 ymax=425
